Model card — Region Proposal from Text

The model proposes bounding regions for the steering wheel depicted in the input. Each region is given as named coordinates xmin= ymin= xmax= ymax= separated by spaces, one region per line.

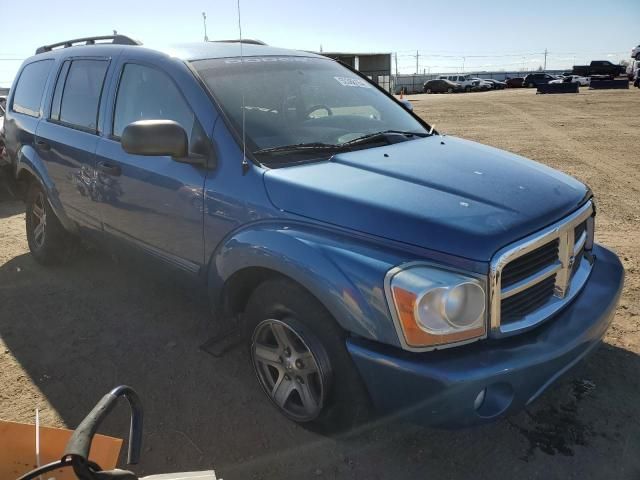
xmin=305 ymin=104 xmax=333 ymax=118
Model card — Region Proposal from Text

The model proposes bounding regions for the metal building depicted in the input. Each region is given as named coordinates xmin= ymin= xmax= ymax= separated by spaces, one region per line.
xmin=320 ymin=52 xmax=392 ymax=91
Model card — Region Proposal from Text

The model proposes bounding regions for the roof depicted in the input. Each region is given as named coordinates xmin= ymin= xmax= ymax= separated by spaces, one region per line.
xmin=29 ymin=38 xmax=323 ymax=64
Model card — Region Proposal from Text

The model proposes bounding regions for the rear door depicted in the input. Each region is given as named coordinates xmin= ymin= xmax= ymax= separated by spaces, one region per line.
xmin=36 ymin=57 xmax=111 ymax=229
xmin=94 ymin=61 xmax=211 ymax=272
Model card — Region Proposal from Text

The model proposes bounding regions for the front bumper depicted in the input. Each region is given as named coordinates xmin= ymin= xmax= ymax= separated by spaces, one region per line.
xmin=347 ymin=244 xmax=624 ymax=428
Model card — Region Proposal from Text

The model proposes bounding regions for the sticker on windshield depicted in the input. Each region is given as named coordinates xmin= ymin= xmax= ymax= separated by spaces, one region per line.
xmin=334 ymin=76 xmax=372 ymax=88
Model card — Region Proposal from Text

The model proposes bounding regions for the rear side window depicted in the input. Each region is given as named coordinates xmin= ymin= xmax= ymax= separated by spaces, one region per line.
xmin=12 ymin=60 xmax=54 ymax=117
xmin=113 ymin=63 xmax=194 ymax=138
xmin=57 ymin=59 xmax=109 ymax=131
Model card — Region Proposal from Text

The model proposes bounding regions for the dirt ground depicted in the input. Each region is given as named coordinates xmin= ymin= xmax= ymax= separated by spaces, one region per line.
xmin=1 ymin=87 xmax=639 ymax=479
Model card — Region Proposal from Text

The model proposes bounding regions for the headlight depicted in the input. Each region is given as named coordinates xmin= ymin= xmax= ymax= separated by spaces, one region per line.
xmin=385 ymin=264 xmax=487 ymax=350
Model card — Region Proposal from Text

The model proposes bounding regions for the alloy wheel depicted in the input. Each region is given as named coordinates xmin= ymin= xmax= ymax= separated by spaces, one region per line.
xmin=251 ymin=318 xmax=327 ymax=422
xmin=31 ymin=192 xmax=47 ymax=249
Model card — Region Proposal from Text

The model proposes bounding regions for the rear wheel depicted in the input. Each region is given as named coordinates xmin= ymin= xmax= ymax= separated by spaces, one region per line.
xmin=246 ymin=278 xmax=371 ymax=433
xmin=26 ymin=182 xmax=73 ymax=265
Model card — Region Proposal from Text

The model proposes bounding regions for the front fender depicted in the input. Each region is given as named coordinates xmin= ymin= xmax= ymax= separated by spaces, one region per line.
xmin=16 ymin=145 xmax=76 ymax=233
xmin=208 ymin=221 xmax=409 ymax=347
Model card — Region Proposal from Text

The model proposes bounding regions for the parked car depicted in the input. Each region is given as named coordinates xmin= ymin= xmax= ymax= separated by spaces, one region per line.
xmin=550 ymin=75 xmax=590 ymax=86
xmin=438 ymin=74 xmax=479 ymax=92
xmin=572 ymin=60 xmax=625 ymax=78
xmin=632 ymin=44 xmax=640 ymax=60
xmin=467 ymin=77 xmax=493 ymax=89
xmin=627 ymin=60 xmax=640 ymax=81
xmin=423 ymin=79 xmax=461 ymax=94
xmin=482 ymin=79 xmax=506 ymax=89
xmin=505 ymin=77 xmax=524 ymax=88
xmin=523 ymin=73 xmax=557 ymax=88
xmin=4 ymin=35 xmax=624 ymax=432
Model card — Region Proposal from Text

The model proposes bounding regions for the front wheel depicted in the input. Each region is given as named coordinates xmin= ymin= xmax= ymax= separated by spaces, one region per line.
xmin=26 ymin=182 xmax=73 ymax=265
xmin=425 ymin=88 xmax=432 ymax=94
xmin=246 ymin=278 xmax=371 ymax=433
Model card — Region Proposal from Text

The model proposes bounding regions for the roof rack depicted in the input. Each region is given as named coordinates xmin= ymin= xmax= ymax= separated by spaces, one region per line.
xmin=35 ymin=35 xmax=141 ymax=54
xmin=212 ymin=39 xmax=267 ymax=46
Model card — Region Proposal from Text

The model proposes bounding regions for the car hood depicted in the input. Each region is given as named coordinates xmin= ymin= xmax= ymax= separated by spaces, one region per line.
xmin=263 ymin=136 xmax=589 ymax=261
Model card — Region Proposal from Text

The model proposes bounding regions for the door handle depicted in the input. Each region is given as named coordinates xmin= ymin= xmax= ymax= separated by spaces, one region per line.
xmin=35 ymin=139 xmax=51 ymax=151
xmin=97 ymin=161 xmax=122 ymax=176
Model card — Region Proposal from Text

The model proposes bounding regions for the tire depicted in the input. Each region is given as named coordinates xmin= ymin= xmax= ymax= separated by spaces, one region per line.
xmin=528 ymin=82 xmax=535 ymax=88
xmin=465 ymin=86 xmax=471 ymax=92
xmin=245 ymin=277 xmax=371 ymax=433
xmin=447 ymin=87 xmax=453 ymax=93
xmin=426 ymin=88 xmax=432 ymax=94
xmin=25 ymin=182 xmax=73 ymax=265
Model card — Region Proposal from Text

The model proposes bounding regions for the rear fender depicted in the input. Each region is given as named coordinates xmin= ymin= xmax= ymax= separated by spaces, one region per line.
xmin=15 ymin=145 xmax=76 ymax=233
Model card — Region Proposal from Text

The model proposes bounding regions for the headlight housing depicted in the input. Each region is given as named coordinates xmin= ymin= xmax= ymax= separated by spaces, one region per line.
xmin=385 ymin=264 xmax=487 ymax=350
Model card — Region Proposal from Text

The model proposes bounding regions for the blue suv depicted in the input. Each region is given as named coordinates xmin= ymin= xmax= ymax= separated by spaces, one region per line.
xmin=3 ymin=35 xmax=624 ymax=431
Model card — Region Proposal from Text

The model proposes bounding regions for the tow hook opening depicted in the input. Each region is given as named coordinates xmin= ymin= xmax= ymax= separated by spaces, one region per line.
xmin=475 ymin=382 xmax=514 ymax=418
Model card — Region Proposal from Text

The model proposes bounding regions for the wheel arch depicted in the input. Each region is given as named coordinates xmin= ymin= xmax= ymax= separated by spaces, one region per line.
xmin=15 ymin=145 xmax=76 ymax=233
xmin=207 ymin=222 xmax=403 ymax=347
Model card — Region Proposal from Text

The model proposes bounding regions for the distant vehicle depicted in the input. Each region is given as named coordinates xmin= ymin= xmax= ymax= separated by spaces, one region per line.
xmin=0 ymin=96 xmax=6 ymax=166
xmin=482 ymin=79 xmax=506 ymax=89
xmin=627 ymin=60 xmax=640 ymax=81
xmin=467 ymin=77 xmax=493 ymax=90
xmin=438 ymin=75 xmax=479 ymax=92
xmin=572 ymin=61 xmax=625 ymax=78
xmin=550 ymin=75 xmax=590 ymax=86
xmin=523 ymin=73 xmax=557 ymax=88
xmin=505 ymin=77 xmax=524 ymax=88
xmin=423 ymin=79 xmax=462 ymax=94
xmin=632 ymin=44 xmax=640 ymax=60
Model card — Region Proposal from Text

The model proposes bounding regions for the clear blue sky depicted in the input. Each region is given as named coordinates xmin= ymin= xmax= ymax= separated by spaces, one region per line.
xmin=2 ymin=0 xmax=639 ymax=86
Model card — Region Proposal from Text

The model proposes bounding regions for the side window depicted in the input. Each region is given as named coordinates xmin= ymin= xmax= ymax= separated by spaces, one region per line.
xmin=11 ymin=59 xmax=54 ymax=117
xmin=50 ymin=60 xmax=71 ymax=121
xmin=113 ymin=64 xmax=195 ymax=139
xmin=58 ymin=59 xmax=109 ymax=131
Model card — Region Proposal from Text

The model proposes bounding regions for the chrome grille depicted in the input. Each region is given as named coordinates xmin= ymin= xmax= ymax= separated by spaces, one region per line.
xmin=490 ymin=201 xmax=595 ymax=336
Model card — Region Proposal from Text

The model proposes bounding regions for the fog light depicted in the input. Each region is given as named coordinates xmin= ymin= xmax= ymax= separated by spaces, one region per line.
xmin=474 ymin=388 xmax=486 ymax=410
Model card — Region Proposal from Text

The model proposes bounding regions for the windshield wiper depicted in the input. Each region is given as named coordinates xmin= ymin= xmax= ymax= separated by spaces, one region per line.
xmin=253 ymin=142 xmax=349 ymax=155
xmin=341 ymin=129 xmax=431 ymax=147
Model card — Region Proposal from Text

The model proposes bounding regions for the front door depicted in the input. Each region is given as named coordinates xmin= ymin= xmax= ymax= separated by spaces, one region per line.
xmin=95 ymin=62 xmax=208 ymax=272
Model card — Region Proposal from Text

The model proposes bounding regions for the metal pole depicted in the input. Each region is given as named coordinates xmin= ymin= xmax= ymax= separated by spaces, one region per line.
xmin=202 ymin=12 xmax=209 ymax=42
xmin=416 ymin=50 xmax=419 ymax=75
xmin=544 ymin=48 xmax=547 ymax=71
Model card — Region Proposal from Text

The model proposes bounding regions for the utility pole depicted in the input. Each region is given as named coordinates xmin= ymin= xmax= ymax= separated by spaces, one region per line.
xmin=415 ymin=50 xmax=419 ymax=75
xmin=462 ymin=56 xmax=466 ymax=73
xmin=544 ymin=48 xmax=548 ymax=71
xmin=202 ymin=12 xmax=209 ymax=42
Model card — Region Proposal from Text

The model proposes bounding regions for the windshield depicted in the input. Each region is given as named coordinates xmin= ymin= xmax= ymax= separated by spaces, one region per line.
xmin=192 ymin=56 xmax=428 ymax=163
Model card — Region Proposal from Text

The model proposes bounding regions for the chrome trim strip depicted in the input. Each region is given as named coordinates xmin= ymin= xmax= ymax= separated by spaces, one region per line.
xmin=501 ymin=262 xmax=562 ymax=299
xmin=489 ymin=201 xmax=594 ymax=336
xmin=573 ymin=231 xmax=587 ymax=256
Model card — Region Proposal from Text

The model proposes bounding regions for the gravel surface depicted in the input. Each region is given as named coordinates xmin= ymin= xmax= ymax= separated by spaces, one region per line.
xmin=1 ymin=87 xmax=639 ymax=479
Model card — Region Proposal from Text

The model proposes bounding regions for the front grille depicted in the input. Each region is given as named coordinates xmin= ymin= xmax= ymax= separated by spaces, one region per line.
xmin=501 ymin=274 xmax=556 ymax=324
xmin=490 ymin=202 xmax=595 ymax=335
xmin=501 ymin=239 xmax=559 ymax=288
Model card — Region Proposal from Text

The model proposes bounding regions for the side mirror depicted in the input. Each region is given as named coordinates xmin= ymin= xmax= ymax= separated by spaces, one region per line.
xmin=121 ymin=120 xmax=188 ymax=158
xmin=400 ymin=99 xmax=413 ymax=111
